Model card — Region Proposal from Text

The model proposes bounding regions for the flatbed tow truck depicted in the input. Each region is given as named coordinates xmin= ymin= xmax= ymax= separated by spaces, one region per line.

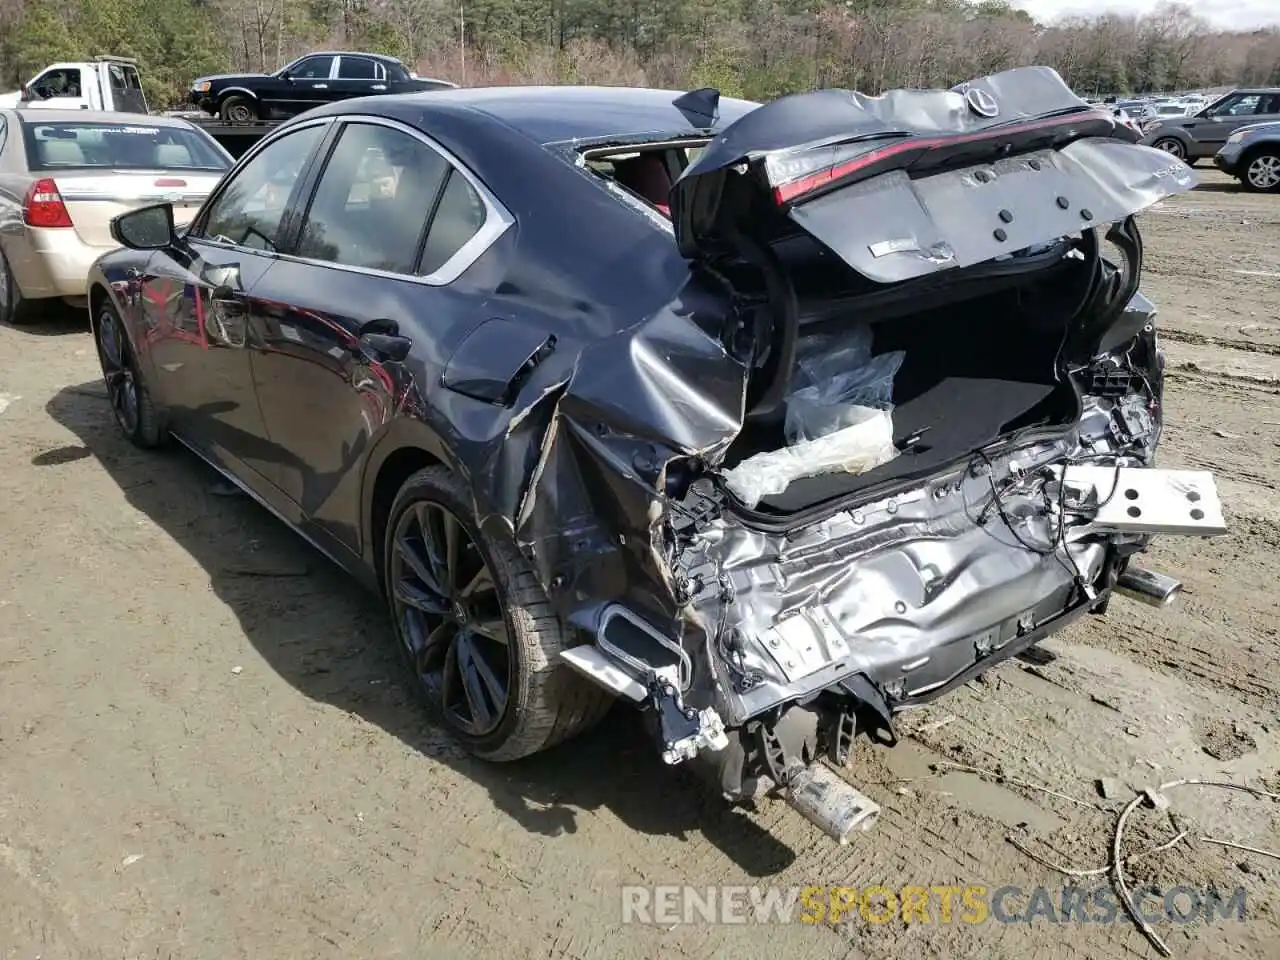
xmin=163 ymin=112 xmax=280 ymax=159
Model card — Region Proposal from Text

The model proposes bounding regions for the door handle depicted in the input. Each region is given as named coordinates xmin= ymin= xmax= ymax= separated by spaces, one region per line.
xmin=312 ymin=83 xmax=328 ymax=89
xmin=371 ymin=85 xmax=386 ymax=91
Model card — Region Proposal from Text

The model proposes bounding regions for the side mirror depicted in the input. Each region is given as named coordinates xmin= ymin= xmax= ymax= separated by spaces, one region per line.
xmin=279 ymin=70 xmax=292 ymax=82
xmin=18 ymin=84 xmax=30 ymax=102
xmin=111 ymin=202 xmax=177 ymax=251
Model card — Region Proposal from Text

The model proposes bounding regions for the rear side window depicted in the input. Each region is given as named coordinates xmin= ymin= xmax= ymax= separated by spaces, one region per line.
xmin=21 ymin=120 xmax=230 ymax=172
xmin=295 ymin=123 xmax=451 ymax=274
xmin=419 ymin=172 xmax=485 ymax=274
xmin=338 ymin=58 xmax=378 ymax=80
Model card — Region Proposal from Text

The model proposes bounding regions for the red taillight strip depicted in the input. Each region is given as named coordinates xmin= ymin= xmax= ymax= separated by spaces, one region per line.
xmin=773 ymin=110 xmax=1113 ymax=206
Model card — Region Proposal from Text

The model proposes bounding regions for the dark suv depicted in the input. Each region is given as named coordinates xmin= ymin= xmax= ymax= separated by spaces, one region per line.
xmin=1141 ymin=88 xmax=1280 ymax=162
xmin=189 ymin=52 xmax=456 ymax=123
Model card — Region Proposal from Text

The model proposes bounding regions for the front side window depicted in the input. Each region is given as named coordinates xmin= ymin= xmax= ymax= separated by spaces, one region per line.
xmin=197 ymin=124 xmax=325 ymax=251
xmin=1215 ymin=94 xmax=1261 ymax=117
xmin=30 ymin=69 xmax=82 ymax=100
xmin=338 ymin=58 xmax=378 ymax=80
xmin=21 ymin=120 xmax=230 ymax=172
xmin=289 ymin=57 xmax=333 ymax=80
xmin=295 ymin=122 xmax=451 ymax=273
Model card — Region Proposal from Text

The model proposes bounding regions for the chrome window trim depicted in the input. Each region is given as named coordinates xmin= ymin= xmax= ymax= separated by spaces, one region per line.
xmin=273 ymin=114 xmax=514 ymax=287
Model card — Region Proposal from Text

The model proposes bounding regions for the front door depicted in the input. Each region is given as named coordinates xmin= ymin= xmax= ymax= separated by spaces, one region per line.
xmin=247 ymin=117 xmax=504 ymax=553
xmin=141 ymin=120 xmax=331 ymax=493
xmin=23 ymin=67 xmax=90 ymax=110
xmin=267 ymin=55 xmax=336 ymax=118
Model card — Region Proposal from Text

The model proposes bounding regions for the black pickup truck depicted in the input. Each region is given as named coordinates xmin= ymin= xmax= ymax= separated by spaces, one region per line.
xmin=189 ymin=51 xmax=455 ymax=124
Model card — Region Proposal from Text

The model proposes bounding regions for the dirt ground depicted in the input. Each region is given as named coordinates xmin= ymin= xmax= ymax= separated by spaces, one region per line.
xmin=2 ymin=168 xmax=1278 ymax=960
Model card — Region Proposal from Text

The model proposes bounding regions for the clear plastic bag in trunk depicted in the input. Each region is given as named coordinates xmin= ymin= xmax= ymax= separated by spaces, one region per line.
xmin=723 ymin=325 xmax=905 ymax=509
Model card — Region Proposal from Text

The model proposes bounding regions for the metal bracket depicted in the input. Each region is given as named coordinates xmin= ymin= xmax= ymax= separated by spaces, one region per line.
xmin=647 ymin=678 xmax=728 ymax=765
xmin=1060 ymin=466 xmax=1226 ymax=537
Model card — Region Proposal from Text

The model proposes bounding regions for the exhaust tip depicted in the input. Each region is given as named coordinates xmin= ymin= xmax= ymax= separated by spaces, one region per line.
xmin=1115 ymin=566 xmax=1182 ymax=608
xmin=784 ymin=764 xmax=881 ymax=845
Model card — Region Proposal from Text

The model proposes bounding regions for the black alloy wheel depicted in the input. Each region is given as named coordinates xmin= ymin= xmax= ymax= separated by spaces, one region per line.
xmin=383 ymin=467 xmax=612 ymax=761
xmin=391 ymin=499 xmax=512 ymax=737
xmin=94 ymin=303 xmax=164 ymax=447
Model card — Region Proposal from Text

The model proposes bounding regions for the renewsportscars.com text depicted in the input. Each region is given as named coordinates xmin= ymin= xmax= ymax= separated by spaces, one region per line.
xmin=620 ymin=884 xmax=1248 ymax=926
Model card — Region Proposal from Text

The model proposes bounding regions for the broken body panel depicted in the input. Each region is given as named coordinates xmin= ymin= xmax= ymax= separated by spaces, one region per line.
xmin=502 ymin=67 xmax=1217 ymax=832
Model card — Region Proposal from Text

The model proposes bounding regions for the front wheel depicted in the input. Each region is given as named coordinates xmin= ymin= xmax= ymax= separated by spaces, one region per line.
xmin=1151 ymin=137 xmax=1187 ymax=161
xmin=220 ymin=95 xmax=258 ymax=123
xmin=1242 ymin=150 xmax=1280 ymax=193
xmin=93 ymin=301 xmax=165 ymax=448
xmin=383 ymin=466 xmax=612 ymax=761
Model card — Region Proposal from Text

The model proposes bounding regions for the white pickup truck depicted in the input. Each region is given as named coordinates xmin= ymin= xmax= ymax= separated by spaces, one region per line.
xmin=0 ymin=57 xmax=148 ymax=112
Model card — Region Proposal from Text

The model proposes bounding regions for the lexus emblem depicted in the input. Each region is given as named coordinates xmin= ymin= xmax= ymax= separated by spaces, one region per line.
xmin=966 ymin=87 xmax=1000 ymax=119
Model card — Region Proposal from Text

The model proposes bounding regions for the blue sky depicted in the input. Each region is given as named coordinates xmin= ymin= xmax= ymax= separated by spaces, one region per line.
xmin=1011 ymin=1 xmax=1279 ymax=30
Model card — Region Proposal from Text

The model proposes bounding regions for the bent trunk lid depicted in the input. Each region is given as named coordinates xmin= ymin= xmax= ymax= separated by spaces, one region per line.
xmin=670 ymin=66 xmax=1197 ymax=283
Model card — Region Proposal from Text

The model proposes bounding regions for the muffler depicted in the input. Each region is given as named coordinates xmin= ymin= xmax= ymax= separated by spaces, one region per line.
xmin=784 ymin=764 xmax=881 ymax=844
xmin=1115 ymin=566 xmax=1182 ymax=608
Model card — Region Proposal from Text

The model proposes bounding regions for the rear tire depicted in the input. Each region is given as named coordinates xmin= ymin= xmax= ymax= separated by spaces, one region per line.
xmin=383 ymin=466 xmax=612 ymax=761
xmin=92 ymin=300 xmax=165 ymax=448
xmin=1241 ymin=149 xmax=1280 ymax=193
xmin=0 ymin=247 xmax=37 ymax=326
xmin=220 ymin=95 xmax=258 ymax=123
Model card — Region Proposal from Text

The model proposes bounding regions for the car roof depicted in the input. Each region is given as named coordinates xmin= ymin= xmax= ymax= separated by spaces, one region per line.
xmin=347 ymin=85 xmax=761 ymax=145
xmin=11 ymin=108 xmax=192 ymax=128
xmin=304 ymin=51 xmax=403 ymax=64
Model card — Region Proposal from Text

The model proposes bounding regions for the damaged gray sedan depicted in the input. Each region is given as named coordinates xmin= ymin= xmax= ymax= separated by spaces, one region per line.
xmin=90 ymin=66 xmax=1224 ymax=845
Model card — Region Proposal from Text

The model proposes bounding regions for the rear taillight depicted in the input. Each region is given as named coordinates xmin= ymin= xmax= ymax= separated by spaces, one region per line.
xmin=23 ymin=178 xmax=73 ymax=228
xmin=769 ymin=109 xmax=1116 ymax=206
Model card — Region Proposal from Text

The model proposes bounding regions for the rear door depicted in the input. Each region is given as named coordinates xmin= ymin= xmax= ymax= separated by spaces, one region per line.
xmin=330 ymin=56 xmax=387 ymax=102
xmin=246 ymin=116 xmax=510 ymax=551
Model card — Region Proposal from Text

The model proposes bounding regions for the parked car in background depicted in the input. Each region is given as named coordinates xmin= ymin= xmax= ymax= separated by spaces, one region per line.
xmin=189 ymin=52 xmax=457 ymax=123
xmin=1111 ymin=107 xmax=1144 ymax=136
xmin=1113 ymin=98 xmax=1157 ymax=126
xmin=85 ymin=68 xmax=1221 ymax=847
xmin=0 ymin=56 xmax=147 ymax=113
xmin=1215 ymin=121 xmax=1280 ymax=192
xmin=1153 ymin=101 xmax=1197 ymax=120
xmin=1142 ymin=88 xmax=1280 ymax=161
xmin=0 ymin=110 xmax=232 ymax=324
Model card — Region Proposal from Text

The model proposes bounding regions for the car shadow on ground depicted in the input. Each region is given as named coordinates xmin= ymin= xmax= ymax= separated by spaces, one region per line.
xmin=2 ymin=301 xmax=89 ymax=336
xmin=44 ymin=381 xmax=799 ymax=876
xmin=1192 ymin=181 xmax=1245 ymax=194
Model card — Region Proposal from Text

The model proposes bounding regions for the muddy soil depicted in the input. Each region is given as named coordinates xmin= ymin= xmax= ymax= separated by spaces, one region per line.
xmin=1 ymin=168 xmax=1278 ymax=960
